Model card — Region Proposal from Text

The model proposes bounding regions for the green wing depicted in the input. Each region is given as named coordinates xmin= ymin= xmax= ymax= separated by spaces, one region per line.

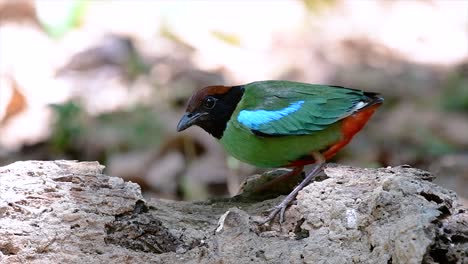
xmin=235 ymin=80 xmax=374 ymax=136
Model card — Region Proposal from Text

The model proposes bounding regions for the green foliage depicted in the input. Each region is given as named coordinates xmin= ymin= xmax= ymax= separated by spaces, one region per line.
xmin=96 ymin=105 xmax=163 ymax=150
xmin=442 ymin=67 xmax=468 ymax=112
xmin=160 ymin=23 xmax=195 ymax=51
xmin=211 ymin=31 xmax=241 ymax=46
xmin=49 ymin=101 xmax=163 ymax=157
xmin=126 ymin=49 xmax=150 ymax=81
xmin=49 ymin=101 xmax=85 ymax=153
xmin=302 ymin=0 xmax=337 ymax=14
xmin=40 ymin=0 xmax=88 ymax=39
xmin=416 ymin=128 xmax=456 ymax=156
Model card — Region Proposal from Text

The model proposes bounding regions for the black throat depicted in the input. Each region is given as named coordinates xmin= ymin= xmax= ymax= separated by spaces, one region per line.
xmin=199 ymin=85 xmax=245 ymax=139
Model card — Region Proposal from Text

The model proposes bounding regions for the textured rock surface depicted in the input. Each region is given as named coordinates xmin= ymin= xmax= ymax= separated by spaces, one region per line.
xmin=0 ymin=161 xmax=466 ymax=263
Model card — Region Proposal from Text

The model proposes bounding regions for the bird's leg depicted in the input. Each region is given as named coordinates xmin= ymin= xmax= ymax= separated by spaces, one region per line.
xmin=259 ymin=163 xmax=324 ymax=224
xmin=258 ymin=153 xmax=325 ymax=225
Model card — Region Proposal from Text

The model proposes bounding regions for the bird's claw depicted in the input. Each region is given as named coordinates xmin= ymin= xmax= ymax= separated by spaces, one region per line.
xmin=256 ymin=161 xmax=325 ymax=226
xmin=258 ymin=203 xmax=288 ymax=225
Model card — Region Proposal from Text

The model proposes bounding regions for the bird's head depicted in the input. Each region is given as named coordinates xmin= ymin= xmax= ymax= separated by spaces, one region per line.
xmin=177 ymin=85 xmax=244 ymax=139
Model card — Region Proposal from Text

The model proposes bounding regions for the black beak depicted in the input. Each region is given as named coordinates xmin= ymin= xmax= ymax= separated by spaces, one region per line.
xmin=177 ymin=112 xmax=206 ymax=132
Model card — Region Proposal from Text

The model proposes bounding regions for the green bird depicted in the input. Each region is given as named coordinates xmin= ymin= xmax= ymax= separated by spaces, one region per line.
xmin=177 ymin=80 xmax=383 ymax=223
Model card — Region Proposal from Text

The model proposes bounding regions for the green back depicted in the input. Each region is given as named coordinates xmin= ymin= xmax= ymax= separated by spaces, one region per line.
xmin=236 ymin=80 xmax=366 ymax=136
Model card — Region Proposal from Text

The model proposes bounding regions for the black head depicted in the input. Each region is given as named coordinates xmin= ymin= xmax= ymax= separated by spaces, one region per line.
xmin=176 ymin=85 xmax=244 ymax=139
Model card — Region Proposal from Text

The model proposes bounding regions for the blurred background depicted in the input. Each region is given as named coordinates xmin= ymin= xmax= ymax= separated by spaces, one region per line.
xmin=0 ymin=0 xmax=467 ymax=204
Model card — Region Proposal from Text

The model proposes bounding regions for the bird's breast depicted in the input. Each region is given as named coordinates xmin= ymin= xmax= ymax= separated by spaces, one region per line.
xmin=219 ymin=120 xmax=342 ymax=168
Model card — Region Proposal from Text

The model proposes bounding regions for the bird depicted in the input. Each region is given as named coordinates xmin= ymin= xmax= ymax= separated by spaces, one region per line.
xmin=177 ymin=80 xmax=383 ymax=224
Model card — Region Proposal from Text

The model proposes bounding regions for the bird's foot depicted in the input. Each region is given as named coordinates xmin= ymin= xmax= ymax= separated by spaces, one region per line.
xmin=257 ymin=196 xmax=293 ymax=225
xmin=257 ymin=160 xmax=325 ymax=225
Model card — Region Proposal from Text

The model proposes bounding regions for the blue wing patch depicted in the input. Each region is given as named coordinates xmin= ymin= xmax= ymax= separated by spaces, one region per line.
xmin=237 ymin=100 xmax=305 ymax=130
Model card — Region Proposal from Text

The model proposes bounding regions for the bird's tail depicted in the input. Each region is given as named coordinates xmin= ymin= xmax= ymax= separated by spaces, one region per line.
xmin=362 ymin=92 xmax=384 ymax=108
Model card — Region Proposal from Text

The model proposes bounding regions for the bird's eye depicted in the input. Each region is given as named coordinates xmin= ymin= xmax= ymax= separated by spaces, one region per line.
xmin=203 ymin=96 xmax=217 ymax=109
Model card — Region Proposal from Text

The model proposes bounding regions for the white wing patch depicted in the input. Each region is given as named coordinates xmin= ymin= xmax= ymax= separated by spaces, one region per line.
xmin=353 ymin=101 xmax=367 ymax=111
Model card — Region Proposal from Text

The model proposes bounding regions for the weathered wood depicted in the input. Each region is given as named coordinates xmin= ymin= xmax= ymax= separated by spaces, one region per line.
xmin=0 ymin=161 xmax=466 ymax=263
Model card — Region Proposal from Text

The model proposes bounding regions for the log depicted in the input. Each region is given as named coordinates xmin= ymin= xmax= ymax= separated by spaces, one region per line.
xmin=0 ymin=161 xmax=466 ymax=263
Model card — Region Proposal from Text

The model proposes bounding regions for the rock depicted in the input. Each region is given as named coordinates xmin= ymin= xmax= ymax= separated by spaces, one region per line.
xmin=0 ymin=160 xmax=466 ymax=263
